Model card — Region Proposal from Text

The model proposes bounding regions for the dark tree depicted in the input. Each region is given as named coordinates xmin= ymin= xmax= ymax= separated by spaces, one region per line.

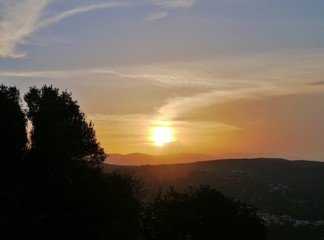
xmin=0 ymin=84 xmax=146 ymax=240
xmin=24 ymin=85 xmax=105 ymax=170
xmin=2 ymin=85 xmax=143 ymax=240
xmin=143 ymin=185 xmax=267 ymax=240
xmin=0 ymin=85 xmax=27 ymax=239
xmin=0 ymin=84 xmax=27 ymax=169
xmin=10 ymin=85 xmax=106 ymax=239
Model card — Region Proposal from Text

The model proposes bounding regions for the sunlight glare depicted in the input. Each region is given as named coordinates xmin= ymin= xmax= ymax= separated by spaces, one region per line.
xmin=152 ymin=127 xmax=172 ymax=146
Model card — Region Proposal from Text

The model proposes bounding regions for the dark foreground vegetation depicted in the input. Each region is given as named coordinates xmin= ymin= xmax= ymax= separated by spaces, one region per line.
xmin=0 ymin=84 xmax=267 ymax=239
xmin=106 ymin=158 xmax=324 ymax=220
xmin=105 ymin=157 xmax=324 ymax=240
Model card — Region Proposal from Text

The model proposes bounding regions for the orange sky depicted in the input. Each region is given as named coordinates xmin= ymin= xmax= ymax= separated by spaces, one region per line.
xmin=88 ymin=53 xmax=324 ymax=160
xmin=1 ymin=0 xmax=324 ymax=161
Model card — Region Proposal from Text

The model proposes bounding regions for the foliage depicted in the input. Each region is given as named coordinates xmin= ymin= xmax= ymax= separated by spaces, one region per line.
xmin=0 ymin=84 xmax=27 ymax=168
xmin=0 ymin=85 xmax=144 ymax=240
xmin=12 ymin=168 xmax=143 ymax=240
xmin=269 ymin=224 xmax=324 ymax=240
xmin=143 ymin=185 xmax=267 ymax=240
xmin=0 ymin=85 xmax=27 ymax=239
xmin=24 ymin=85 xmax=105 ymax=170
xmin=101 ymin=170 xmax=144 ymax=240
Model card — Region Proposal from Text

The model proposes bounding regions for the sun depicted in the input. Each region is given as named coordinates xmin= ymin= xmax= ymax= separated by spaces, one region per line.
xmin=152 ymin=127 xmax=172 ymax=146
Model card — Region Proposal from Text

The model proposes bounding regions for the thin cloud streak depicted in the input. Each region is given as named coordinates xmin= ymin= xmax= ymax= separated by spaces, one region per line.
xmin=2 ymin=50 xmax=324 ymax=121
xmin=0 ymin=0 xmax=48 ymax=58
xmin=152 ymin=0 xmax=196 ymax=8
xmin=0 ymin=0 xmax=197 ymax=58
xmin=0 ymin=1 xmax=131 ymax=58
xmin=310 ymin=80 xmax=324 ymax=86
xmin=2 ymin=49 xmax=324 ymax=89
xmin=143 ymin=12 xmax=169 ymax=22
xmin=35 ymin=2 xmax=132 ymax=30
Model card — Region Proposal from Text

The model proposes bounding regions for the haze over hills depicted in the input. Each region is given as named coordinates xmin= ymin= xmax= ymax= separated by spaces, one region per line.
xmin=106 ymin=152 xmax=292 ymax=165
xmin=104 ymin=158 xmax=324 ymax=220
xmin=106 ymin=153 xmax=214 ymax=165
xmin=105 ymin=158 xmax=324 ymax=239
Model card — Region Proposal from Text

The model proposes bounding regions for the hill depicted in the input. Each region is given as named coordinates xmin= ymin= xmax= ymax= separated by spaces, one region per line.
xmin=105 ymin=158 xmax=324 ymax=240
xmin=105 ymin=158 xmax=324 ymax=219
xmin=106 ymin=153 xmax=215 ymax=165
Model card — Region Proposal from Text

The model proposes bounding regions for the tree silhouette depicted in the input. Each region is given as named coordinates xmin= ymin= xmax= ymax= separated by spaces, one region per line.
xmin=143 ymin=185 xmax=267 ymax=240
xmin=24 ymin=85 xmax=105 ymax=171
xmin=0 ymin=84 xmax=27 ymax=170
xmin=0 ymin=85 xmax=27 ymax=239
xmin=9 ymin=85 xmax=143 ymax=240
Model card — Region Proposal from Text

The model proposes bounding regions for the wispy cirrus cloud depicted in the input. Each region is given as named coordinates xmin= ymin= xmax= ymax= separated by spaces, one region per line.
xmin=0 ymin=0 xmax=196 ymax=58
xmin=2 ymin=50 xmax=324 ymax=116
xmin=0 ymin=1 xmax=130 ymax=58
xmin=310 ymin=80 xmax=324 ymax=86
xmin=143 ymin=12 xmax=169 ymax=22
xmin=152 ymin=0 xmax=196 ymax=8
xmin=35 ymin=2 xmax=131 ymax=30
xmin=0 ymin=0 xmax=48 ymax=58
xmin=142 ymin=0 xmax=196 ymax=24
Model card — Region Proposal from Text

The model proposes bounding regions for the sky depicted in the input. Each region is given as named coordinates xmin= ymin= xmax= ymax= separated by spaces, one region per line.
xmin=1 ymin=0 xmax=324 ymax=161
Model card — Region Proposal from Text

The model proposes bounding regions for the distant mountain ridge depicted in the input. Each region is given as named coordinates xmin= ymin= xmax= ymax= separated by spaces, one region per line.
xmin=106 ymin=153 xmax=215 ymax=165
xmin=105 ymin=152 xmax=285 ymax=165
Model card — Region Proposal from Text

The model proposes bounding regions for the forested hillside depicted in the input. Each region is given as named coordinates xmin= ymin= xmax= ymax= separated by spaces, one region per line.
xmin=105 ymin=158 xmax=324 ymax=240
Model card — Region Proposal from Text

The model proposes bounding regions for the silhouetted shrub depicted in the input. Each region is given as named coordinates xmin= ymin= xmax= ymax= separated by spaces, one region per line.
xmin=0 ymin=84 xmax=27 ymax=169
xmin=143 ymin=185 xmax=267 ymax=240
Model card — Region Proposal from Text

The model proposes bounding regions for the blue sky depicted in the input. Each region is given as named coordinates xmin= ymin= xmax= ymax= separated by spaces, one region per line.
xmin=2 ymin=0 xmax=324 ymax=64
xmin=1 ymin=0 xmax=324 ymax=160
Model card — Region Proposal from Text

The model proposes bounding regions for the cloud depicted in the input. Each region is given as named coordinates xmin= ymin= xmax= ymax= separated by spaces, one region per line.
xmin=152 ymin=0 xmax=196 ymax=8
xmin=35 ymin=2 xmax=131 ymax=30
xmin=0 ymin=0 xmax=49 ymax=58
xmin=156 ymin=87 xmax=265 ymax=120
xmin=143 ymin=12 xmax=169 ymax=22
xmin=0 ymin=0 xmax=196 ymax=58
xmin=310 ymin=80 xmax=324 ymax=86
xmin=0 ymin=1 xmax=130 ymax=58
xmin=0 ymin=69 xmax=98 ymax=79
xmin=2 ymin=49 xmax=324 ymax=120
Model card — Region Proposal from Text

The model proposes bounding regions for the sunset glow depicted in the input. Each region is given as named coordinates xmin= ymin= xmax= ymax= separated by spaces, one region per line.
xmin=1 ymin=0 xmax=324 ymax=162
xmin=152 ymin=127 xmax=172 ymax=146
